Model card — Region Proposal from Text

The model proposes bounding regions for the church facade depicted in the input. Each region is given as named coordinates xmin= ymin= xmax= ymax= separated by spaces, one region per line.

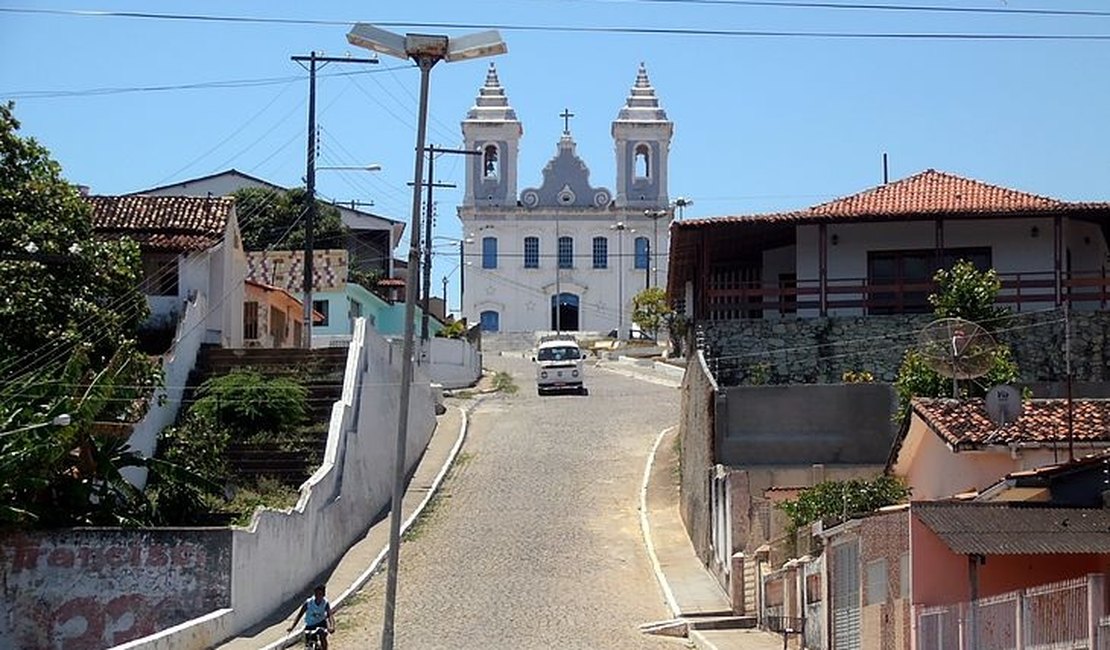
xmin=458 ymin=63 xmax=675 ymax=334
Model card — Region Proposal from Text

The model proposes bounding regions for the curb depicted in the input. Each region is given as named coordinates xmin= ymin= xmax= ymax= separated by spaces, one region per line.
xmin=263 ymin=405 xmax=472 ymax=650
xmin=639 ymin=425 xmax=682 ymax=619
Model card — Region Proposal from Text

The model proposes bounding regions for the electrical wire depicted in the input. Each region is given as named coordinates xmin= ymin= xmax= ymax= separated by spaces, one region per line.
xmin=1 ymin=8 xmax=1107 ymax=40
xmin=515 ymin=0 xmax=1110 ymax=19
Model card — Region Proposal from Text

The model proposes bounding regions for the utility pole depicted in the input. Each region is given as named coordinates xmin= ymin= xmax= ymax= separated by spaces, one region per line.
xmin=413 ymin=145 xmax=479 ymax=341
xmin=291 ymin=51 xmax=378 ymax=349
xmin=644 ymin=208 xmax=668 ymax=289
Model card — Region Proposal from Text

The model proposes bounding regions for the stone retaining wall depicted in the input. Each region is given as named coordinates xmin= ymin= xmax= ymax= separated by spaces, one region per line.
xmin=701 ymin=310 xmax=1110 ymax=386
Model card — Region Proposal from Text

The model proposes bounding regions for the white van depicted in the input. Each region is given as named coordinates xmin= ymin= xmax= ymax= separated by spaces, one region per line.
xmin=534 ymin=339 xmax=586 ymax=395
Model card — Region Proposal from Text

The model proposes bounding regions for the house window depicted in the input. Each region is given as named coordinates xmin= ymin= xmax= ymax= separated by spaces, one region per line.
xmin=482 ymin=236 xmax=498 ymax=269
xmin=634 ymin=144 xmax=651 ymax=179
xmin=244 ymin=301 xmax=259 ymax=340
xmin=592 ymin=236 xmax=608 ymax=269
xmin=313 ymin=300 xmax=329 ymax=327
xmin=479 ymin=310 xmax=500 ymax=332
xmin=524 ymin=236 xmax=539 ymax=269
xmin=483 ymin=144 xmax=499 ymax=179
xmin=634 ymin=236 xmax=650 ymax=269
xmin=558 ymin=236 xmax=573 ymax=269
xmin=865 ymin=558 xmax=888 ymax=605
xmin=142 ymin=254 xmax=179 ymax=296
xmin=867 ymin=247 xmax=991 ymax=315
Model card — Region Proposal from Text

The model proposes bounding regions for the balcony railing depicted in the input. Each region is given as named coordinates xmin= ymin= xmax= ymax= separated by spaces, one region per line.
xmin=705 ymin=270 xmax=1110 ymax=319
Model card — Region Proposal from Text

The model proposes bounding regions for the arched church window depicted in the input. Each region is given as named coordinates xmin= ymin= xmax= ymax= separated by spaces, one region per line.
xmin=634 ymin=144 xmax=651 ymax=180
xmin=483 ymin=144 xmax=499 ymax=179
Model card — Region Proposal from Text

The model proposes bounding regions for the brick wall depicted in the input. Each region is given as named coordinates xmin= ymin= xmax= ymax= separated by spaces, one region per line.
xmin=858 ymin=510 xmax=912 ymax=650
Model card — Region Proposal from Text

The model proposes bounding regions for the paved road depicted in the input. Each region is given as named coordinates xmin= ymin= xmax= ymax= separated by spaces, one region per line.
xmin=332 ymin=354 xmax=682 ymax=649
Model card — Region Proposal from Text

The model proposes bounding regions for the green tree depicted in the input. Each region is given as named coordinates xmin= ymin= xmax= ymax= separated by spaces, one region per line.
xmin=192 ymin=370 xmax=308 ymax=435
xmin=776 ymin=475 xmax=910 ymax=536
xmin=231 ymin=186 xmax=347 ymax=251
xmin=632 ymin=287 xmax=672 ymax=339
xmin=893 ymin=259 xmax=1020 ymax=419
xmin=929 ymin=260 xmax=1009 ymax=331
xmin=0 ymin=102 xmax=150 ymax=375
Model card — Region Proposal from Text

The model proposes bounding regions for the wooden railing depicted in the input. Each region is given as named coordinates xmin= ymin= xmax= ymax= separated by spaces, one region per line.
xmin=705 ymin=270 xmax=1110 ymax=319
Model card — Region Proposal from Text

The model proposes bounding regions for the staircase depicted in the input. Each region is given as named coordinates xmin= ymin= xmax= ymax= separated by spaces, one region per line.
xmin=186 ymin=346 xmax=349 ymax=485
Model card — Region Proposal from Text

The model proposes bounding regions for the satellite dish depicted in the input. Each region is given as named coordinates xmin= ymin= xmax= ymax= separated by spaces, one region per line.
xmin=985 ymin=384 xmax=1023 ymax=427
xmin=916 ymin=318 xmax=999 ymax=397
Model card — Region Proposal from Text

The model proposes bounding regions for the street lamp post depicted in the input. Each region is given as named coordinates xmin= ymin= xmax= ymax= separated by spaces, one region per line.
xmin=611 ymin=222 xmax=632 ymax=338
xmin=346 ymin=23 xmax=505 ymax=650
xmin=673 ymin=196 xmax=693 ymax=220
xmin=644 ymin=208 xmax=668 ymax=289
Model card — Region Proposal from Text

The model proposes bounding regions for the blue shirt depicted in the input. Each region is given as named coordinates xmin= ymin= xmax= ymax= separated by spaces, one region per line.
xmin=305 ymin=596 xmax=329 ymax=627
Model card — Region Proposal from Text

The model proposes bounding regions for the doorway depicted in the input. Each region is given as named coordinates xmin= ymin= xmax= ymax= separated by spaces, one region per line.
xmin=550 ymin=293 xmax=580 ymax=331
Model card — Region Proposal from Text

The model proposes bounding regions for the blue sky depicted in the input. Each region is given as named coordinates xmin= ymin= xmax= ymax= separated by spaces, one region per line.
xmin=2 ymin=1 xmax=1108 ymax=309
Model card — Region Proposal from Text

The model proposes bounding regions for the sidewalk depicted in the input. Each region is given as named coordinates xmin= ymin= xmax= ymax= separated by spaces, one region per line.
xmin=217 ymin=405 xmax=468 ymax=650
xmin=641 ymin=424 xmax=784 ymax=650
xmin=596 ymin=356 xmax=684 ymax=388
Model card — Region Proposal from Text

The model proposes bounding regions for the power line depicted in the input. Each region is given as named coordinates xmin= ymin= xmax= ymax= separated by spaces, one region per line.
xmin=4 ymin=66 xmax=410 ymax=100
xmin=1 ymin=8 xmax=1108 ymax=40
xmin=518 ymin=0 xmax=1110 ymax=19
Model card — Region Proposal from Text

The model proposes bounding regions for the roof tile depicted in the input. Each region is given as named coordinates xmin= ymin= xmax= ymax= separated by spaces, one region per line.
xmin=912 ymin=397 xmax=1110 ymax=447
xmin=677 ymin=169 xmax=1110 ymax=228
xmin=913 ymin=502 xmax=1110 ymax=555
xmin=87 ymin=195 xmax=233 ymax=252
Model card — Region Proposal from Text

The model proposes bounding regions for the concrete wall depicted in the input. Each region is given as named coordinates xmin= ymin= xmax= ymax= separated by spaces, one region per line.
xmin=225 ymin=318 xmax=436 ymax=636
xmin=716 ymin=383 xmax=898 ymax=467
xmin=123 ymin=293 xmax=208 ymax=489
xmin=679 ymin=352 xmax=717 ymax=566
xmin=0 ymin=528 xmax=232 ymax=650
xmin=420 ymin=337 xmax=482 ymax=389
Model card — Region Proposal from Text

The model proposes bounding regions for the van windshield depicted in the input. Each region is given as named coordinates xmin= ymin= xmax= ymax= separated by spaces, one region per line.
xmin=537 ymin=346 xmax=580 ymax=361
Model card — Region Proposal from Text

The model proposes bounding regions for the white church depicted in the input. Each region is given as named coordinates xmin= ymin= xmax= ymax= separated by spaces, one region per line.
xmin=458 ymin=63 xmax=675 ymax=334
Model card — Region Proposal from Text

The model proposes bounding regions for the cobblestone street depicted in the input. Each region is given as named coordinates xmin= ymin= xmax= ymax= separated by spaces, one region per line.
xmin=331 ymin=354 xmax=683 ymax=649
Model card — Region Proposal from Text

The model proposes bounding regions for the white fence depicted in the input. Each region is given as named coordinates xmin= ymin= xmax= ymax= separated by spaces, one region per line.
xmin=916 ymin=574 xmax=1105 ymax=650
xmin=419 ymin=337 xmax=482 ymax=389
xmin=123 ymin=292 xmax=207 ymax=489
xmin=120 ymin=318 xmax=438 ymax=648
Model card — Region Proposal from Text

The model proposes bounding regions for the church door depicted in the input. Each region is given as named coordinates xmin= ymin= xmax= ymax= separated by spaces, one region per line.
xmin=550 ymin=293 xmax=580 ymax=331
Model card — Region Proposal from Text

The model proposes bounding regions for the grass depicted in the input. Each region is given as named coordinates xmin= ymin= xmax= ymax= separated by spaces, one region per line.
xmin=224 ymin=477 xmax=302 ymax=526
xmin=401 ymin=451 xmax=475 ymax=542
xmin=452 ymin=389 xmax=476 ymax=400
xmin=492 ymin=371 xmax=518 ymax=395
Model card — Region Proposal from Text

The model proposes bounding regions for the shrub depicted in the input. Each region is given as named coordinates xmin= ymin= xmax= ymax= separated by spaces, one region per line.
xmin=193 ymin=370 xmax=308 ymax=435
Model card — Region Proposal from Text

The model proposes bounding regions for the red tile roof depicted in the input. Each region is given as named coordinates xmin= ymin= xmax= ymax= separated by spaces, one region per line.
xmin=912 ymin=397 xmax=1110 ymax=448
xmin=87 ymin=195 xmax=234 ymax=252
xmin=677 ymin=169 xmax=1110 ymax=228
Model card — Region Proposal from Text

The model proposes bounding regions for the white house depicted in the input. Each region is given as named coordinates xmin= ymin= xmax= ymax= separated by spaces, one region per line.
xmin=668 ymin=170 xmax=1110 ymax=321
xmin=458 ymin=63 xmax=675 ymax=334
xmin=133 ymin=169 xmax=405 ymax=277
xmin=87 ymin=194 xmax=245 ymax=347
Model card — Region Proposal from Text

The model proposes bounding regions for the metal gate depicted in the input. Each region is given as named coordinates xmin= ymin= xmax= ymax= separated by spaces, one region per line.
xmin=831 ymin=539 xmax=861 ymax=650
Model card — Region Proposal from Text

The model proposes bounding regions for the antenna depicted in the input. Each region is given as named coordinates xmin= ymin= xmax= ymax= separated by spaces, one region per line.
xmin=983 ymin=384 xmax=1023 ymax=443
xmin=916 ymin=318 xmax=999 ymax=398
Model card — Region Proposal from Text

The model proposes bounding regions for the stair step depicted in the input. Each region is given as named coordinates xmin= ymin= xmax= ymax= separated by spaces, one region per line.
xmin=685 ymin=616 xmax=757 ymax=631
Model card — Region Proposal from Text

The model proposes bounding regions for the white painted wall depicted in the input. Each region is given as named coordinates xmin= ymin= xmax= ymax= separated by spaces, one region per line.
xmin=123 ymin=293 xmax=208 ymax=489
xmin=420 ymin=337 xmax=482 ymax=389
xmin=462 ymin=210 xmax=669 ymax=334
xmin=224 ymin=318 xmax=436 ymax=637
xmin=795 ymin=217 xmax=1063 ymax=317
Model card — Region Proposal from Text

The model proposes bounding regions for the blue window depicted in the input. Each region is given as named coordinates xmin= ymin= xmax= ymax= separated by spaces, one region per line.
xmin=634 ymin=236 xmax=650 ymax=270
xmin=558 ymin=236 xmax=573 ymax=269
xmin=592 ymin=236 xmax=608 ymax=269
xmin=524 ymin=236 xmax=539 ymax=269
xmin=482 ymin=236 xmax=497 ymax=269
xmin=479 ymin=310 xmax=500 ymax=332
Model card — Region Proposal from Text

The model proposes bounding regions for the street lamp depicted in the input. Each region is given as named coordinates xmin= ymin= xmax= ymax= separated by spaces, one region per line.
xmin=644 ymin=208 xmax=669 ymax=289
xmin=0 ymin=413 xmax=72 ymax=438
xmin=316 ymin=164 xmax=383 ymax=172
xmin=673 ymin=196 xmax=693 ymax=220
xmin=346 ymin=23 xmax=505 ymax=650
xmin=611 ymin=222 xmax=634 ymax=339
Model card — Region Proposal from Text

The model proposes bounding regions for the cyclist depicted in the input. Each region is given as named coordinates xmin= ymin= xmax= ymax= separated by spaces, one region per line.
xmin=288 ymin=584 xmax=335 ymax=649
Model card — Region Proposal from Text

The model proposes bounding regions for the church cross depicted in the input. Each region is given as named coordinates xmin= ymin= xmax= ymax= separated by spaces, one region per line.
xmin=560 ymin=108 xmax=575 ymax=135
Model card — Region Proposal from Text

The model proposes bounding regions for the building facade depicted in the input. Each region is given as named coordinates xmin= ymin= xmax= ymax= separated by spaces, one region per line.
xmin=458 ymin=63 xmax=675 ymax=334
